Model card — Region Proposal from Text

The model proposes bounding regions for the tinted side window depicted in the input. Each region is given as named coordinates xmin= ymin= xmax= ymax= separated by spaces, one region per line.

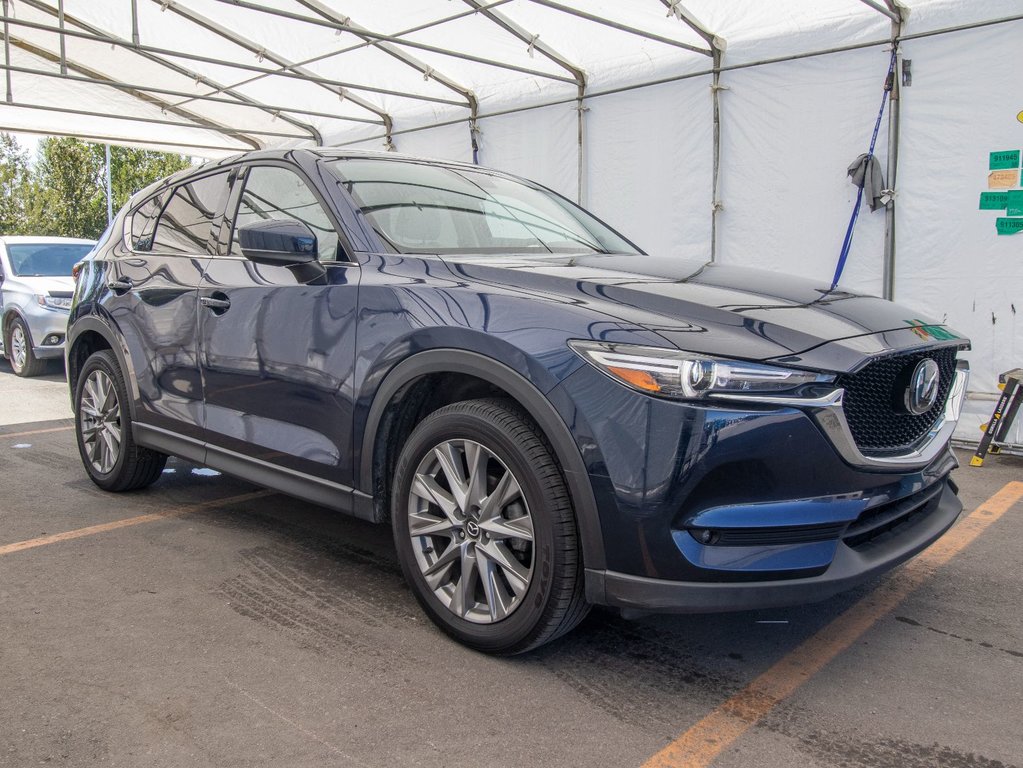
xmin=128 ymin=192 xmax=165 ymax=252
xmin=230 ymin=166 xmax=340 ymax=262
xmin=152 ymin=171 xmax=233 ymax=255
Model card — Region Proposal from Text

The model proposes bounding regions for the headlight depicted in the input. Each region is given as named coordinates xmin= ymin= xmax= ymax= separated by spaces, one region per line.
xmin=568 ymin=340 xmax=833 ymax=400
xmin=37 ymin=294 xmax=72 ymax=310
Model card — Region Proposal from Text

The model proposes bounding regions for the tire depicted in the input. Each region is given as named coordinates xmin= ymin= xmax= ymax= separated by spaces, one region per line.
xmin=6 ymin=317 xmax=47 ymax=377
xmin=74 ymin=350 xmax=167 ymax=492
xmin=392 ymin=398 xmax=590 ymax=654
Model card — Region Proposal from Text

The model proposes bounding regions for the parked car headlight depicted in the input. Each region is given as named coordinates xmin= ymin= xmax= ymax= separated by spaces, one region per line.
xmin=569 ymin=340 xmax=833 ymax=400
xmin=37 ymin=294 xmax=72 ymax=310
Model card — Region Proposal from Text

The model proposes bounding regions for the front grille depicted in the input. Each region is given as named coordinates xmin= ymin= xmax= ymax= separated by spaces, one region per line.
xmin=836 ymin=347 xmax=957 ymax=454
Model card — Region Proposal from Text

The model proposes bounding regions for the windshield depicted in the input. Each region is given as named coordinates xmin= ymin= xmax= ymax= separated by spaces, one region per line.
xmin=327 ymin=158 xmax=640 ymax=256
xmin=6 ymin=243 xmax=94 ymax=277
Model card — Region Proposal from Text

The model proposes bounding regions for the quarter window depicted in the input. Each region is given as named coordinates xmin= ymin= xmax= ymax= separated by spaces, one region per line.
xmin=230 ymin=166 xmax=340 ymax=262
xmin=151 ymin=171 xmax=233 ymax=255
xmin=128 ymin=193 xmax=165 ymax=251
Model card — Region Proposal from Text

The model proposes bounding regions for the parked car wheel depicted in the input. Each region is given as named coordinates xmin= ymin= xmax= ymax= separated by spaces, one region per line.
xmin=392 ymin=398 xmax=589 ymax=654
xmin=74 ymin=350 xmax=167 ymax=491
xmin=6 ymin=317 xmax=47 ymax=377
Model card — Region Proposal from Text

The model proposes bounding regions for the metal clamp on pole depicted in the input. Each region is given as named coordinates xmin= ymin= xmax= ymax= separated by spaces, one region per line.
xmin=971 ymin=368 xmax=1023 ymax=466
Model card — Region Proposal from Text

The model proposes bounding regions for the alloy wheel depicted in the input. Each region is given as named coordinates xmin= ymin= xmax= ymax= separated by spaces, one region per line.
xmin=10 ymin=324 xmax=27 ymax=371
xmin=407 ymin=439 xmax=535 ymax=624
xmin=79 ymin=369 xmax=122 ymax=474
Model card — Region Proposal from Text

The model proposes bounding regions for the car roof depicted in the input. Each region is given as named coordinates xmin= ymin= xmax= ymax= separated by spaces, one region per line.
xmin=0 ymin=236 xmax=96 ymax=245
xmin=126 ymin=148 xmax=527 ymax=211
xmin=195 ymin=147 xmax=500 ymax=175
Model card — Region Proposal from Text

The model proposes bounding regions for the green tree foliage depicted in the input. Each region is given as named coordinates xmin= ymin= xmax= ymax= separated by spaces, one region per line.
xmin=0 ymin=133 xmax=31 ymax=235
xmin=26 ymin=137 xmax=108 ymax=238
xmin=1 ymin=134 xmax=193 ymax=239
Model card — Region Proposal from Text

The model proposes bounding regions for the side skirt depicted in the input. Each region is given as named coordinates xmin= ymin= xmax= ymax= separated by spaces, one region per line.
xmin=134 ymin=423 xmax=375 ymax=521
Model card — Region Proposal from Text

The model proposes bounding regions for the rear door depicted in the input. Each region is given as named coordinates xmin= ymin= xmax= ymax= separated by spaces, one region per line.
xmin=198 ymin=161 xmax=361 ymax=489
xmin=108 ymin=169 xmax=234 ymax=445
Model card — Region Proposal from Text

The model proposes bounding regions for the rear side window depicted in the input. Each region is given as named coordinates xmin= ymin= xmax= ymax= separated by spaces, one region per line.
xmin=127 ymin=193 xmax=165 ymax=251
xmin=151 ymin=171 xmax=233 ymax=255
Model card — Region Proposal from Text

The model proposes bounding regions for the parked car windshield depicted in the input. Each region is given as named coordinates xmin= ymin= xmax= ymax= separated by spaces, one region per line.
xmin=6 ymin=243 xmax=94 ymax=276
xmin=327 ymin=158 xmax=640 ymax=256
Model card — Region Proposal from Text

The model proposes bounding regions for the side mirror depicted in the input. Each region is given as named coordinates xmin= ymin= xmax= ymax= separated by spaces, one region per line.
xmin=237 ymin=218 xmax=318 ymax=266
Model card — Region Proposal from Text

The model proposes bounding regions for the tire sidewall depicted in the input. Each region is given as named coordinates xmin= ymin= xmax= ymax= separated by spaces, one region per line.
xmin=392 ymin=406 xmax=561 ymax=653
xmin=74 ymin=351 xmax=131 ymax=490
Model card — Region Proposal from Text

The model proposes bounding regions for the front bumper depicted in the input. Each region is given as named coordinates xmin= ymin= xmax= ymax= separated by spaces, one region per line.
xmin=24 ymin=305 xmax=70 ymax=359
xmin=549 ymin=359 xmax=966 ymax=611
xmin=585 ymin=479 xmax=961 ymax=613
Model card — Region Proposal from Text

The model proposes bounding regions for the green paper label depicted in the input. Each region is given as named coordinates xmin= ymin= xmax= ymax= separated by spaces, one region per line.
xmin=990 ymin=150 xmax=1021 ymax=170
xmin=1007 ymin=190 xmax=1023 ymax=216
xmin=996 ymin=217 xmax=1023 ymax=236
xmin=980 ymin=192 xmax=1009 ymax=209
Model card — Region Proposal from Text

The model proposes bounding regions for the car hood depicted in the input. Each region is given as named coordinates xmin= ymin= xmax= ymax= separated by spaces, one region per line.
xmin=437 ymin=253 xmax=966 ymax=371
xmin=6 ymin=275 xmax=76 ymax=293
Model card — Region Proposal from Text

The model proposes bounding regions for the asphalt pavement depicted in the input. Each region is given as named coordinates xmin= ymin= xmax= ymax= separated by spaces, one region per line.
xmin=1 ymin=358 xmax=1020 ymax=768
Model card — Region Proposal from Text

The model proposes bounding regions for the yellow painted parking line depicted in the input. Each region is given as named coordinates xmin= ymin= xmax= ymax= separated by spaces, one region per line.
xmin=2 ymin=425 xmax=74 ymax=440
xmin=642 ymin=480 xmax=1023 ymax=768
xmin=0 ymin=490 xmax=273 ymax=557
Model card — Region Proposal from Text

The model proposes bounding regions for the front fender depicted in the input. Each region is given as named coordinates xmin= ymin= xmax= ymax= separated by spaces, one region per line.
xmin=358 ymin=347 xmax=607 ymax=571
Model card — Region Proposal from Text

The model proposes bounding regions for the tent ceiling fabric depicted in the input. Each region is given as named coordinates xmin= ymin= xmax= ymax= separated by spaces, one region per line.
xmin=0 ymin=0 xmax=1014 ymax=155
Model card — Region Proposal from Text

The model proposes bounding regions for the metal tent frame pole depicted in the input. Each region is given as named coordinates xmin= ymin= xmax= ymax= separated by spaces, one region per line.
xmin=660 ymin=1 xmax=724 ymax=261
xmin=859 ymin=0 xmax=908 ymax=300
xmin=207 ymin=0 xmax=576 ymax=84
xmin=462 ymin=0 xmax=588 ymax=202
xmin=0 ymin=123 xmax=245 ymax=153
xmin=13 ymin=1 xmax=325 ymax=143
xmin=2 ymin=0 xmax=11 ymax=102
xmin=294 ymin=0 xmax=479 ymax=157
xmin=882 ymin=0 xmax=907 ymax=301
xmin=153 ymin=0 xmax=394 ymax=145
xmin=5 ymin=36 xmax=265 ymax=148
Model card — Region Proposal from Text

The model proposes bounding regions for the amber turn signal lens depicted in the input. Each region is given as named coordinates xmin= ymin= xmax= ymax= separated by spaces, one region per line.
xmin=607 ymin=366 xmax=662 ymax=392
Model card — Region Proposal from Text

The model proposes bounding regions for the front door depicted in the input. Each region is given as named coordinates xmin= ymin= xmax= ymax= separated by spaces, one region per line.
xmin=198 ymin=163 xmax=360 ymax=489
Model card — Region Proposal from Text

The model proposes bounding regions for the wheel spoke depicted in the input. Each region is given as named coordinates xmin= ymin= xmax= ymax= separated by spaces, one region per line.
xmin=464 ymin=440 xmax=489 ymax=509
xmin=411 ymin=473 xmax=460 ymax=522
xmin=450 ymin=544 xmax=478 ymax=618
xmin=477 ymin=540 xmax=530 ymax=596
xmin=434 ymin=443 xmax=469 ymax=512
xmin=408 ymin=509 xmax=458 ymax=538
xmin=421 ymin=539 xmax=461 ymax=591
xmin=479 ymin=514 xmax=533 ymax=543
xmin=477 ymin=550 xmax=513 ymax=621
xmin=478 ymin=470 xmax=523 ymax=523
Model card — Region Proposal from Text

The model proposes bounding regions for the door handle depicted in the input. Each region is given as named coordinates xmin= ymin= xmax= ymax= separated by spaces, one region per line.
xmin=107 ymin=277 xmax=134 ymax=295
xmin=200 ymin=294 xmax=231 ymax=315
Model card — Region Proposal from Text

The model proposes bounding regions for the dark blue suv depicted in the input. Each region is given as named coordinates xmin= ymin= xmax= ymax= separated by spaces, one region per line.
xmin=67 ymin=149 xmax=969 ymax=653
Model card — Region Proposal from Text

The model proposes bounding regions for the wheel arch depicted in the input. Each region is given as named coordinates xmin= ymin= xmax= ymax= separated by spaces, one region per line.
xmin=66 ymin=317 xmax=139 ymax=422
xmin=2 ymin=305 xmax=32 ymax=345
xmin=360 ymin=349 xmax=606 ymax=571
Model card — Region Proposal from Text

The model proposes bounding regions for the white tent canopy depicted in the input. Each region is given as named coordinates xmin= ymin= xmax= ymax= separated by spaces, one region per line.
xmin=2 ymin=0 xmax=1022 ymax=442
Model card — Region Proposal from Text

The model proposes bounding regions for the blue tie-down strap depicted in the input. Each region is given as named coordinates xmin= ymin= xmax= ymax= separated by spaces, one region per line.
xmin=831 ymin=49 xmax=898 ymax=291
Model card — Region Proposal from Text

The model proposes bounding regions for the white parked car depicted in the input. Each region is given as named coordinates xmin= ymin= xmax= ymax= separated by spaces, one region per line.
xmin=0 ymin=236 xmax=96 ymax=377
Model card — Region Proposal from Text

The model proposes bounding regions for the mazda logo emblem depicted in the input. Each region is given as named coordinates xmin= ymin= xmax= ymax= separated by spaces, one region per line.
xmin=905 ymin=359 xmax=940 ymax=415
